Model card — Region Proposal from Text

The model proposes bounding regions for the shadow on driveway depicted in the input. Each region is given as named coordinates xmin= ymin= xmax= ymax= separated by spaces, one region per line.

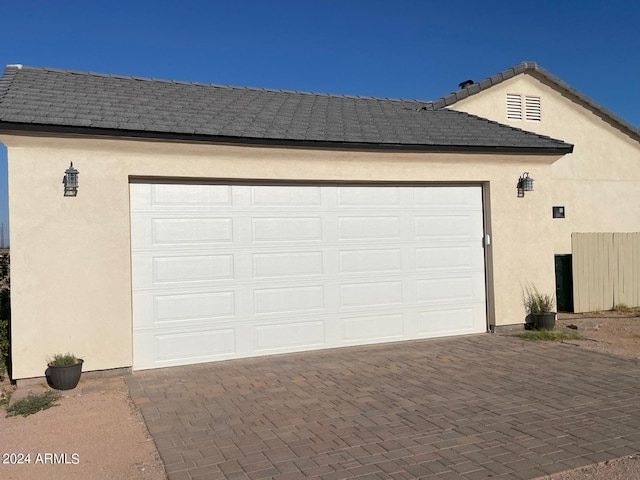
xmin=126 ymin=335 xmax=640 ymax=480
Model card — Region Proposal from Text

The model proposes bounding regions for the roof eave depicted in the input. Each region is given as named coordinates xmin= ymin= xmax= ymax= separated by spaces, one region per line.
xmin=0 ymin=122 xmax=573 ymax=155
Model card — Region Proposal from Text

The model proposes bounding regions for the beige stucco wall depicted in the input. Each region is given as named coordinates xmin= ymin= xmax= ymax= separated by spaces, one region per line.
xmin=448 ymin=72 xmax=640 ymax=254
xmin=1 ymin=133 xmax=562 ymax=378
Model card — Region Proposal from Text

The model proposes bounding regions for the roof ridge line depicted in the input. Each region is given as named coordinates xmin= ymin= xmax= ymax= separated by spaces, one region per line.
xmin=15 ymin=65 xmax=433 ymax=105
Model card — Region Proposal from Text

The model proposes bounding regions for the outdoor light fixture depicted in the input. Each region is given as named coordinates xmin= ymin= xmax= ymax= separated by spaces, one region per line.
xmin=63 ymin=162 xmax=79 ymax=197
xmin=517 ymin=172 xmax=534 ymax=198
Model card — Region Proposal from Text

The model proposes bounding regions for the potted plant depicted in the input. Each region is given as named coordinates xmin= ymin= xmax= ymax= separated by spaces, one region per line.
xmin=523 ymin=283 xmax=557 ymax=330
xmin=46 ymin=353 xmax=83 ymax=390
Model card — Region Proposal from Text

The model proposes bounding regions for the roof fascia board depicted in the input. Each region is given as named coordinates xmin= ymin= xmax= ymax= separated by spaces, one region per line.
xmin=0 ymin=122 xmax=573 ymax=155
xmin=527 ymin=68 xmax=640 ymax=142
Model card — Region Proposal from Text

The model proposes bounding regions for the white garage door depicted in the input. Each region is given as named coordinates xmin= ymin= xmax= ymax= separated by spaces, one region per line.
xmin=130 ymin=183 xmax=487 ymax=370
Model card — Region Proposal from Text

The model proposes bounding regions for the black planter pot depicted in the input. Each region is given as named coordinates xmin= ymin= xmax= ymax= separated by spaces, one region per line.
xmin=533 ymin=312 xmax=556 ymax=330
xmin=46 ymin=360 xmax=83 ymax=390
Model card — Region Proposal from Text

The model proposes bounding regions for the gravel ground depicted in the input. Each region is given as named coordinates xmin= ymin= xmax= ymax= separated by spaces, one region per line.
xmin=0 ymin=313 xmax=638 ymax=480
xmin=0 ymin=376 xmax=165 ymax=480
xmin=539 ymin=313 xmax=640 ymax=479
xmin=548 ymin=455 xmax=640 ymax=480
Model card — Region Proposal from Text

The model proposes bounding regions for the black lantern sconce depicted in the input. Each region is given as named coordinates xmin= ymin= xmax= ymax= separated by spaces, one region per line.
xmin=516 ymin=172 xmax=534 ymax=198
xmin=63 ymin=162 xmax=79 ymax=197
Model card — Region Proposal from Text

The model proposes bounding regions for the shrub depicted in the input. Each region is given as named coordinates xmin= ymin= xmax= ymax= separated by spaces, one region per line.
xmin=516 ymin=329 xmax=583 ymax=341
xmin=48 ymin=353 xmax=80 ymax=367
xmin=522 ymin=283 xmax=555 ymax=314
xmin=0 ymin=319 xmax=8 ymax=380
xmin=6 ymin=391 xmax=60 ymax=417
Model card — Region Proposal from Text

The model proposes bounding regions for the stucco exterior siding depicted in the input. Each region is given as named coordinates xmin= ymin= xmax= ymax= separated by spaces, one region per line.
xmin=1 ymin=134 xmax=562 ymax=379
xmin=448 ymin=73 xmax=640 ymax=255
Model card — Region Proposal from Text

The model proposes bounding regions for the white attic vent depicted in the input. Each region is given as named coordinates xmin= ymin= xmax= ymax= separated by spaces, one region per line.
xmin=506 ymin=94 xmax=541 ymax=121
xmin=506 ymin=94 xmax=522 ymax=120
xmin=525 ymin=95 xmax=541 ymax=121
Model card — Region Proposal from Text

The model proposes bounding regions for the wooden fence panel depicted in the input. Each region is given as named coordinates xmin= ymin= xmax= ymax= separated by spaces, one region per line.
xmin=572 ymin=233 xmax=640 ymax=312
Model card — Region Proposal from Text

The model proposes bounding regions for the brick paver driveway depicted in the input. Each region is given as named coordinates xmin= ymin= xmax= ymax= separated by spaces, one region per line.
xmin=126 ymin=335 xmax=640 ymax=479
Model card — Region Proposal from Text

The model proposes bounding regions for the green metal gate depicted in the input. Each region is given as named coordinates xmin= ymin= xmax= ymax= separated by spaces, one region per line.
xmin=555 ymin=254 xmax=574 ymax=312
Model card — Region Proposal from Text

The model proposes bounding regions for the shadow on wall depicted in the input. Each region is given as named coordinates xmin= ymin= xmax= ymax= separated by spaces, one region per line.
xmin=0 ymin=142 xmax=7 ymax=248
xmin=0 ymin=251 xmax=10 ymax=381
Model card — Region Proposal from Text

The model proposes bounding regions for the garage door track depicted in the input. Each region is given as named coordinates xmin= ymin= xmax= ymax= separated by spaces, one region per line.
xmin=126 ymin=335 xmax=640 ymax=479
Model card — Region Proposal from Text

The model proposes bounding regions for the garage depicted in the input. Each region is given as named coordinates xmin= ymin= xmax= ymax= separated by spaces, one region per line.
xmin=1 ymin=65 xmax=579 ymax=379
xmin=130 ymin=182 xmax=488 ymax=370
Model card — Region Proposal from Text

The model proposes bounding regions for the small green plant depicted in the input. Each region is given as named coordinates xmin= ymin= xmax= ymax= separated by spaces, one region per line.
xmin=48 ymin=353 xmax=80 ymax=367
xmin=0 ymin=349 xmax=6 ymax=381
xmin=610 ymin=304 xmax=640 ymax=317
xmin=612 ymin=303 xmax=632 ymax=313
xmin=0 ymin=318 xmax=9 ymax=369
xmin=6 ymin=391 xmax=60 ymax=417
xmin=0 ymin=388 xmax=12 ymax=408
xmin=516 ymin=329 xmax=583 ymax=341
xmin=522 ymin=283 xmax=555 ymax=314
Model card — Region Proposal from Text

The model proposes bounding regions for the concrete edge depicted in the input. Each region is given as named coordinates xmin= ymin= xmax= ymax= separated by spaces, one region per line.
xmin=493 ymin=323 xmax=526 ymax=334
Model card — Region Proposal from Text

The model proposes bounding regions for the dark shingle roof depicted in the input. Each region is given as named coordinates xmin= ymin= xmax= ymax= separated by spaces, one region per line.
xmin=0 ymin=65 xmax=573 ymax=153
xmin=431 ymin=61 xmax=640 ymax=141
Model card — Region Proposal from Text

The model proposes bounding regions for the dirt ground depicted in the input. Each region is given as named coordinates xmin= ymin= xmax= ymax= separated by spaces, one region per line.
xmin=555 ymin=311 xmax=640 ymax=360
xmin=0 ymin=313 xmax=638 ymax=480
xmin=0 ymin=376 xmax=166 ymax=480
xmin=545 ymin=312 xmax=640 ymax=479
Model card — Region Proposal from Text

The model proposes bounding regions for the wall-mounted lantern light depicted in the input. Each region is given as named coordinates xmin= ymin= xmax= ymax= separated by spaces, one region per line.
xmin=516 ymin=172 xmax=534 ymax=198
xmin=63 ymin=162 xmax=79 ymax=197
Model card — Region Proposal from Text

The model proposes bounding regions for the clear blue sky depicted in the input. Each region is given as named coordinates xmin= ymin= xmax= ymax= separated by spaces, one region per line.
xmin=1 ymin=0 xmax=639 ymax=245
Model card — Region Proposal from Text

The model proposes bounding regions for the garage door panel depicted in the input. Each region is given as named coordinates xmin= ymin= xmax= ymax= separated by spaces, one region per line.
xmin=133 ymin=292 xmax=236 ymax=329
xmin=155 ymin=291 xmax=236 ymax=322
xmin=414 ymin=186 xmax=482 ymax=209
xmin=133 ymin=328 xmax=236 ymax=370
xmin=339 ymin=248 xmax=402 ymax=274
xmin=253 ymin=251 xmax=324 ymax=278
xmin=251 ymin=185 xmax=322 ymax=206
xmin=417 ymin=308 xmax=476 ymax=335
xmin=415 ymin=214 xmax=481 ymax=239
xmin=131 ymin=184 xmax=235 ymax=211
xmin=152 ymin=183 xmax=233 ymax=207
xmin=252 ymin=217 xmax=323 ymax=243
xmin=338 ymin=216 xmax=401 ymax=240
xmin=130 ymin=183 xmax=153 ymax=210
xmin=255 ymin=320 xmax=325 ymax=351
xmin=131 ymin=183 xmax=488 ymax=370
xmin=341 ymin=313 xmax=405 ymax=342
xmin=340 ymin=281 xmax=403 ymax=308
xmin=253 ymin=285 xmax=325 ymax=314
xmin=417 ymin=274 xmax=486 ymax=304
xmin=338 ymin=186 xmax=400 ymax=206
xmin=131 ymin=216 xmax=234 ymax=248
xmin=156 ymin=329 xmax=236 ymax=361
xmin=153 ymin=218 xmax=233 ymax=245
xmin=155 ymin=254 xmax=234 ymax=283
xmin=131 ymin=254 xmax=234 ymax=288
xmin=415 ymin=245 xmax=475 ymax=270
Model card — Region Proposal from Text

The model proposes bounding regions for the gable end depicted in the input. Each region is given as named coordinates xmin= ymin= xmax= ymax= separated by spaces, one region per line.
xmin=433 ymin=62 xmax=639 ymax=142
